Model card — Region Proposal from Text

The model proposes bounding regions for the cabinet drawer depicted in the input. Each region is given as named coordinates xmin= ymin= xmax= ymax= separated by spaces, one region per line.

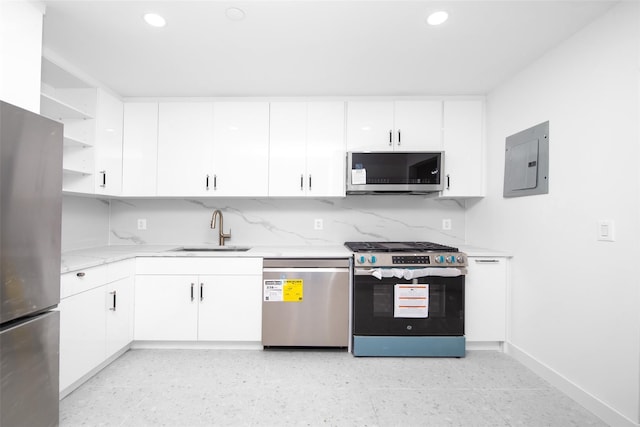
xmin=136 ymin=257 xmax=263 ymax=275
xmin=61 ymin=265 xmax=108 ymax=299
xmin=106 ymin=259 xmax=135 ymax=283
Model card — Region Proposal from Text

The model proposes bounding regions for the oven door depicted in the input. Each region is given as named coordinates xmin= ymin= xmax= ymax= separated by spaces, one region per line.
xmin=353 ymin=269 xmax=464 ymax=336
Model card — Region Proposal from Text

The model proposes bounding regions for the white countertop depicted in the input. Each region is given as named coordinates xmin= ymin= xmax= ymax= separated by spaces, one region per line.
xmin=61 ymin=243 xmax=511 ymax=274
xmin=61 ymin=245 xmax=354 ymax=273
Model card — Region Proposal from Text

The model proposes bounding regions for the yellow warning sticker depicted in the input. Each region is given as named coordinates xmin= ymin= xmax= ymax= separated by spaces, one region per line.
xmin=283 ymin=279 xmax=303 ymax=302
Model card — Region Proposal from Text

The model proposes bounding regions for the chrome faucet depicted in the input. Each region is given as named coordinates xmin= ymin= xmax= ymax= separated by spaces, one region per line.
xmin=210 ymin=209 xmax=231 ymax=246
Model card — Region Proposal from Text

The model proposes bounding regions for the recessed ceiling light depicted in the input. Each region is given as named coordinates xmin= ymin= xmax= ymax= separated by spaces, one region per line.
xmin=143 ymin=13 xmax=166 ymax=28
xmin=225 ymin=7 xmax=245 ymax=21
xmin=427 ymin=11 xmax=448 ymax=26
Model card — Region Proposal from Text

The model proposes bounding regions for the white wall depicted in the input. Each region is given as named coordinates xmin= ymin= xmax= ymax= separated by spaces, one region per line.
xmin=0 ymin=0 xmax=44 ymax=112
xmin=107 ymin=196 xmax=465 ymax=247
xmin=466 ymin=2 xmax=640 ymax=425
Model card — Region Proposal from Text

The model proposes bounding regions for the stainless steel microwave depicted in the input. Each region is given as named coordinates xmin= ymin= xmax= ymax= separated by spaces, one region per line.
xmin=346 ymin=151 xmax=444 ymax=194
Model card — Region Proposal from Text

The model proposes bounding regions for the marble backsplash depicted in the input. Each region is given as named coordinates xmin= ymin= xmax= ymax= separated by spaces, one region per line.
xmin=62 ymin=195 xmax=466 ymax=251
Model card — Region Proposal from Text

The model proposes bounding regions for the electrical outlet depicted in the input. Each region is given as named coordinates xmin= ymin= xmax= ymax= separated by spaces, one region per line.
xmin=314 ymin=219 xmax=324 ymax=230
xmin=597 ymin=220 xmax=615 ymax=241
xmin=137 ymin=219 xmax=147 ymax=230
xmin=442 ymin=219 xmax=452 ymax=230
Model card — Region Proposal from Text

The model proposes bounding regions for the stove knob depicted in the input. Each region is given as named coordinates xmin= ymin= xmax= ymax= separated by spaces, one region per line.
xmin=435 ymin=255 xmax=444 ymax=264
xmin=447 ymin=255 xmax=456 ymax=263
xmin=456 ymin=255 xmax=465 ymax=264
xmin=369 ymin=255 xmax=377 ymax=264
xmin=357 ymin=255 xmax=366 ymax=264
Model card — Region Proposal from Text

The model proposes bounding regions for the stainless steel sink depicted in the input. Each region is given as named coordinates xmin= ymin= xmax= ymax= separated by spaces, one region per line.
xmin=172 ymin=246 xmax=251 ymax=252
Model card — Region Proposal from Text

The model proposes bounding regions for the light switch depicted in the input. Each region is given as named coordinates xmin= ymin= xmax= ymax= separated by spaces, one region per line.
xmin=597 ymin=220 xmax=614 ymax=241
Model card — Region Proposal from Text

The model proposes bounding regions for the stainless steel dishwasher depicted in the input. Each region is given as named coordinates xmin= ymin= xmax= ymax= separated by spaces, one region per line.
xmin=262 ymin=258 xmax=350 ymax=347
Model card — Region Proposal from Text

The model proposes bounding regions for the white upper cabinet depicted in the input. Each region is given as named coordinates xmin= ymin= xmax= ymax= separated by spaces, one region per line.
xmin=157 ymin=102 xmax=215 ymax=197
xmin=269 ymin=101 xmax=345 ymax=197
xmin=346 ymin=100 xmax=442 ymax=151
xmin=211 ymin=102 xmax=269 ymax=197
xmin=122 ymin=102 xmax=158 ymax=196
xmin=40 ymin=58 xmax=96 ymax=194
xmin=441 ymin=100 xmax=484 ymax=198
xmin=1 ymin=1 xmax=43 ymax=113
xmin=94 ymin=90 xmax=124 ymax=196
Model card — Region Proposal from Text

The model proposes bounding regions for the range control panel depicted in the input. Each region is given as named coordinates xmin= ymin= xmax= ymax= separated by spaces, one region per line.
xmin=353 ymin=252 xmax=467 ymax=268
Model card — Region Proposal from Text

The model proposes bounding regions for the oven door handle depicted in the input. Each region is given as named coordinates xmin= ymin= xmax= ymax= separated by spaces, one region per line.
xmin=354 ymin=267 xmax=467 ymax=279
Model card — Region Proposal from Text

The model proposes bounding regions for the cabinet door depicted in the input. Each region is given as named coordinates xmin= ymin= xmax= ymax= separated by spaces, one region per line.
xmin=122 ymin=102 xmax=158 ymax=196
xmin=465 ymin=257 xmax=507 ymax=342
xmin=157 ymin=102 xmax=214 ymax=196
xmin=134 ymin=275 xmax=198 ymax=341
xmin=268 ymin=102 xmax=308 ymax=196
xmin=105 ymin=276 xmax=134 ymax=357
xmin=306 ymin=101 xmax=346 ymax=197
xmin=59 ymin=285 xmax=106 ymax=391
xmin=197 ymin=275 xmax=262 ymax=342
xmin=394 ymin=100 xmax=442 ymax=150
xmin=94 ymin=89 xmax=124 ymax=195
xmin=212 ymin=102 xmax=269 ymax=197
xmin=442 ymin=100 xmax=484 ymax=198
xmin=346 ymin=101 xmax=395 ymax=151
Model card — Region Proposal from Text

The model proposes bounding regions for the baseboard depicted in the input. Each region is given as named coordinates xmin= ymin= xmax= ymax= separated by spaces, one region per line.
xmin=131 ymin=341 xmax=263 ymax=350
xmin=505 ymin=342 xmax=638 ymax=427
xmin=466 ymin=341 xmax=504 ymax=351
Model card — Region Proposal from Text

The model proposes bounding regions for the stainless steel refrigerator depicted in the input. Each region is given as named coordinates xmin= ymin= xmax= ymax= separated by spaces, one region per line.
xmin=0 ymin=101 xmax=63 ymax=427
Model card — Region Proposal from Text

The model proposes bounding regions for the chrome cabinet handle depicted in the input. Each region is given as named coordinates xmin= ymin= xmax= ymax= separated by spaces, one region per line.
xmin=308 ymin=175 xmax=312 ymax=191
xmin=109 ymin=290 xmax=117 ymax=311
xmin=474 ymin=259 xmax=500 ymax=264
xmin=190 ymin=283 xmax=195 ymax=301
xmin=200 ymin=283 xmax=204 ymax=301
xmin=99 ymin=170 xmax=106 ymax=188
xmin=206 ymin=174 xmax=210 ymax=191
xmin=389 ymin=130 xmax=393 ymax=146
xmin=446 ymin=174 xmax=450 ymax=190
xmin=397 ymin=130 xmax=401 ymax=145
xmin=300 ymin=174 xmax=304 ymax=191
xmin=76 ymin=272 xmax=86 ymax=277
xmin=213 ymin=174 xmax=217 ymax=191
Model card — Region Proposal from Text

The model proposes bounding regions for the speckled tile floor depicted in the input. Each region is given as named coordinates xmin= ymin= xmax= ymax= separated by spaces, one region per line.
xmin=59 ymin=349 xmax=607 ymax=427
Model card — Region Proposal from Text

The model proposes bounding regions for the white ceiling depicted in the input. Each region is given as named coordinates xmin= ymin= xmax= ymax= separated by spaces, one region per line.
xmin=41 ymin=0 xmax=617 ymax=98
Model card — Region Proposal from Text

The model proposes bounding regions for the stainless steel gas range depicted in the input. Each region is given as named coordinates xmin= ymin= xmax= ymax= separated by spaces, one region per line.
xmin=345 ymin=241 xmax=468 ymax=357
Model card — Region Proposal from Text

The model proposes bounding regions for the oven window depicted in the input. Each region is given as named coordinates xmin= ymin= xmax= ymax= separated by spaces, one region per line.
xmin=353 ymin=275 xmax=464 ymax=336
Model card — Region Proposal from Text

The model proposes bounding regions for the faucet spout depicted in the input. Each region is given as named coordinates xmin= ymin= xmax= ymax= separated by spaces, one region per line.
xmin=210 ymin=209 xmax=231 ymax=246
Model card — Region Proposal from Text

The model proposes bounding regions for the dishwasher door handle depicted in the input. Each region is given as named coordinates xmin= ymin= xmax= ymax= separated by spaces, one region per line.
xmin=263 ymin=268 xmax=349 ymax=274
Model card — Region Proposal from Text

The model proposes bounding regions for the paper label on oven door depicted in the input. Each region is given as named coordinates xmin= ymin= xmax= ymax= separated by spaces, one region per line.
xmin=263 ymin=279 xmax=303 ymax=302
xmin=394 ymin=284 xmax=429 ymax=318
xmin=351 ymin=168 xmax=366 ymax=185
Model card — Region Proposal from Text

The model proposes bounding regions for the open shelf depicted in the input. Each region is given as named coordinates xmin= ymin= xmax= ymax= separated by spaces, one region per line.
xmin=41 ymin=93 xmax=93 ymax=121
xmin=63 ymin=167 xmax=92 ymax=176
xmin=63 ymin=135 xmax=92 ymax=148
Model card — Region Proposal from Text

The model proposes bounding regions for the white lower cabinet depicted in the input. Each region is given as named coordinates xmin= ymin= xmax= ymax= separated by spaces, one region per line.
xmin=134 ymin=257 xmax=263 ymax=342
xmin=197 ymin=274 xmax=262 ymax=341
xmin=59 ymin=285 xmax=106 ymax=392
xmin=133 ymin=275 xmax=199 ymax=341
xmin=465 ymin=256 xmax=508 ymax=342
xmin=105 ymin=275 xmax=135 ymax=356
xmin=59 ymin=260 xmax=135 ymax=394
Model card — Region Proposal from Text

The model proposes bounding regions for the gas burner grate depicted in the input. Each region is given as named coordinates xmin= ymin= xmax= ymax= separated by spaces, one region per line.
xmin=344 ymin=241 xmax=459 ymax=253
